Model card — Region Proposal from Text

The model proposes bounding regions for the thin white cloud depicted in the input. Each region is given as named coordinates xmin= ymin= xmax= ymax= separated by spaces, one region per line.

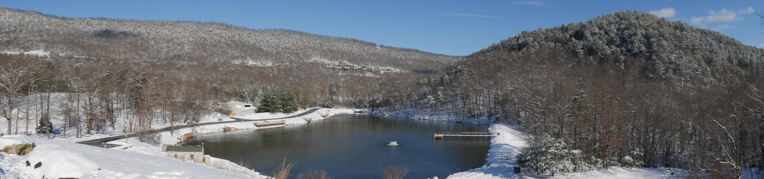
xmin=738 ymin=6 xmax=755 ymax=14
xmin=691 ymin=8 xmax=739 ymax=24
xmin=649 ymin=7 xmax=676 ymax=18
xmin=712 ymin=24 xmax=730 ymax=31
xmin=759 ymin=44 xmax=764 ymax=48
xmin=431 ymin=12 xmax=503 ymax=19
xmin=512 ymin=1 xmax=545 ymax=6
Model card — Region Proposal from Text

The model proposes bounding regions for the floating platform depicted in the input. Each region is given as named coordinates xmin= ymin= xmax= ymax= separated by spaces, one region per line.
xmin=434 ymin=132 xmax=497 ymax=140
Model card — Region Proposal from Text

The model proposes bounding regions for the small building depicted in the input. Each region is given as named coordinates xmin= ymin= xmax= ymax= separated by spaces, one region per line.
xmin=224 ymin=101 xmax=257 ymax=116
xmin=162 ymin=144 xmax=208 ymax=164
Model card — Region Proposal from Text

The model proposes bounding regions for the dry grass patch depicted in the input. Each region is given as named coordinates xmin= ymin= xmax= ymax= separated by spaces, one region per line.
xmin=272 ymin=159 xmax=296 ymax=179
xmin=382 ymin=166 xmax=409 ymax=179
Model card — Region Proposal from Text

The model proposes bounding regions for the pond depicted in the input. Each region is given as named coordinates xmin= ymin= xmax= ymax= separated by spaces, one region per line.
xmin=188 ymin=115 xmax=491 ymax=179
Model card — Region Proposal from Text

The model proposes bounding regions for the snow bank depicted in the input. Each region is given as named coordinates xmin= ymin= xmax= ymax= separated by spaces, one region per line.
xmin=0 ymin=135 xmax=34 ymax=149
xmin=448 ymin=123 xmax=528 ymax=179
xmin=150 ymin=108 xmax=356 ymax=145
xmin=26 ymin=144 xmax=100 ymax=178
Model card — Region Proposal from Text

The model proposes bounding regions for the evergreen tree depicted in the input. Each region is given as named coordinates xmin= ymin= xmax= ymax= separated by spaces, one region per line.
xmin=258 ymin=90 xmax=283 ymax=113
xmin=36 ymin=114 xmax=53 ymax=134
xmin=257 ymin=89 xmax=300 ymax=113
xmin=281 ymin=91 xmax=299 ymax=113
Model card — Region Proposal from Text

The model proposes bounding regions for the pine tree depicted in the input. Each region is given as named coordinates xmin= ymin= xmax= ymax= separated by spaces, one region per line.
xmin=258 ymin=90 xmax=283 ymax=113
xmin=281 ymin=91 xmax=299 ymax=113
xmin=36 ymin=113 xmax=53 ymax=134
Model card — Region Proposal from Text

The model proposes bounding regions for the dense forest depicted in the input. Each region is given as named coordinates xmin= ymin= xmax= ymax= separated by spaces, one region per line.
xmin=372 ymin=11 xmax=763 ymax=177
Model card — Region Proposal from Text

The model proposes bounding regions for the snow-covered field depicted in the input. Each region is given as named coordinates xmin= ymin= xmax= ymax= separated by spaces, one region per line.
xmin=0 ymin=138 xmax=259 ymax=178
xmin=0 ymin=94 xmax=356 ymax=178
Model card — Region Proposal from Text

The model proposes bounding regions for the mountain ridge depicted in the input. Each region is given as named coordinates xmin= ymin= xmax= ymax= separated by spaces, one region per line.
xmin=0 ymin=7 xmax=460 ymax=73
xmin=466 ymin=11 xmax=763 ymax=86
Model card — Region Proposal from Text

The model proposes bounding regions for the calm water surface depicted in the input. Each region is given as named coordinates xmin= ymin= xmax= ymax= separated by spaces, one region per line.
xmin=188 ymin=115 xmax=490 ymax=179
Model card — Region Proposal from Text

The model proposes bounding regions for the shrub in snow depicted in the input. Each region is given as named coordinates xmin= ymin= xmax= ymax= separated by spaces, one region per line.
xmin=137 ymin=126 xmax=160 ymax=145
xmin=620 ymin=149 xmax=645 ymax=167
xmin=0 ymin=135 xmax=35 ymax=155
xmin=36 ymin=115 xmax=53 ymax=134
xmin=517 ymin=135 xmax=593 ymax=176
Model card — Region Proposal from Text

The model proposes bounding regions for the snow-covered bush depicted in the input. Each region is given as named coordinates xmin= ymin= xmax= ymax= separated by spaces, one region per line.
xmin=517 ymin=135 xmax=593 ymax=175
xmin=620 ymin=149 xmax=645 ymax=167
xmin=35 ymin=115 xmax=53 ymax=134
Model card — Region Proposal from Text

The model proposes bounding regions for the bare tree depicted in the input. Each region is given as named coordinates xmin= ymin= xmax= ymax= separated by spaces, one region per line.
xmin=0 ymin=55 xmax=36 ymax=135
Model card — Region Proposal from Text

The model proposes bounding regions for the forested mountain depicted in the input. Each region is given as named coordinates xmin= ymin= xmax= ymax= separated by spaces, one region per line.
xmin=0 ymin=7 xmax=459 ymax=116
xmin=376 ymin=11 xmax=763 ymax=177
xmin=0 ymin=8 xmax=457 ymax=139
xmin=0 ymin=8 xmax=458 ymax=73
xmin=476 ymin=11 xmax=763 ymax=86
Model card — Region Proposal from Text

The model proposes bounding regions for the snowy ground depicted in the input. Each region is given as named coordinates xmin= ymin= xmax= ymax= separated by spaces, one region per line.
xmin=0 ymin=138 xmax=258 ymax=178
xmin=0 ymin=94 xmax=356 ymax=178
xmin=447 ymin=123 xmax=529 ymax=179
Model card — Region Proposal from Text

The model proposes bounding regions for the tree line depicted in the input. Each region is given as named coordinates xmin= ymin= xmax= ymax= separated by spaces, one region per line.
xmin=0 ymin=53 xmax=417 ymax=138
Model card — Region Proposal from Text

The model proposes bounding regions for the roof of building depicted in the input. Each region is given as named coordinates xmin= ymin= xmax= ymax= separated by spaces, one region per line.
xmin=162 ymin=144 xmax=204 ymax=152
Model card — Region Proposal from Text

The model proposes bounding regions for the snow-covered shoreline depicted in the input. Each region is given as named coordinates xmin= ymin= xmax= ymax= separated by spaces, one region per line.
xmin=105 ymin=108 xmax=357 ymax=178
xmin=369 ymin=109 xmax=530 ymax=178
xmin=5 ymin=105 xmax=760 ymax=178
xmin=448 ymin=123 xmax=528 ymax=179
xmin=150 ymin=108 xmax=356 ymax=145
xmin=370 ymin=110 xmax=760 ymax=179
xmin=0 ymin=107 xmax=357 ymax=178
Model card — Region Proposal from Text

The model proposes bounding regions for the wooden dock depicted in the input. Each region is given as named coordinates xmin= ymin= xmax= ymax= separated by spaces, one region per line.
xmin=434 ymin=132 xmax=497 ymax=140
xmin=254 ymin=120 xmax=286 ymax=128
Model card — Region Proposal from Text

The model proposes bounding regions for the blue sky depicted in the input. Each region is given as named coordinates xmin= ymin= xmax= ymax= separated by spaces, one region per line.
xmin=1 ymin=0 xmax=762 ymax=56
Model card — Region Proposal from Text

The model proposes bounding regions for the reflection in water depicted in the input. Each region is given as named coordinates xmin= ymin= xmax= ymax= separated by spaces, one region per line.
xmin=189 ymin=115 xmax=490 ymax=179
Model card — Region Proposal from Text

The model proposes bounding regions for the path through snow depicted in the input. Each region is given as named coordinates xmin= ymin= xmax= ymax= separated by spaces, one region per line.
xmin=448 ymin=123 xmax=529 ymax=179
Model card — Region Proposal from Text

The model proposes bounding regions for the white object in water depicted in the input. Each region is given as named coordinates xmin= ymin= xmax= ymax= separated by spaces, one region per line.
xmin=387 ymin=141 xmax=399 ymax=147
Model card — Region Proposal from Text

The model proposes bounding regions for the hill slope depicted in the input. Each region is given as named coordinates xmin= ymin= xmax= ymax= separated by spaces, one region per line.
xmin=0 ymin=8 xmax=459 ymax=73
xmin=471 ymin=11 xmax=763 ymax=85
xmin=376 ymin=11 xmax=763 ymax=176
